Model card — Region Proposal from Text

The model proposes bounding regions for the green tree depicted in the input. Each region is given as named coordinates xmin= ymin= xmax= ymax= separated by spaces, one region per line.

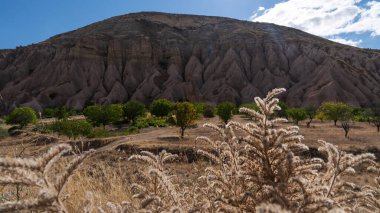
xmin=123 ymin=101 xmax=146 ymax=124
xmin=286 ymin=108 xmax=307 ymax=125
xmin=319 ymin=102 xmax=353 ymax=126
xmin=5 ymin=107 xmax=38 ymax=128
xmin=174 ymin=102 xmax=197 ymax=138
xmin=149 ymin=99 xmax=174 ymax=117
xmin=83 ymin=104 xmax=123 ymax=128
xmin=305 ymin=106 xmax=318 ymax=128
xmin=216 ymin=102 xmax=236 ymax=124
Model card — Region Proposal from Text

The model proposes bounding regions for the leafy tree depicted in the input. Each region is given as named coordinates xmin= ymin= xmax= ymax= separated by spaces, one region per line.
xmin=286 ymin=108 xmax=307 ymax=125
xmin=216 ymin=102 xmax=236 ymax=124
xmin=174 ymin=102 xmax=197 ymax=138
xmin=319 ymin=102 xmax=353 ymax=126
xmin=149 ymin=99 xmax=174 ymax=117
xmin=5 ymin=107 xmax=38 ymax=128
xmin=49 ymin=119 xmax=92 ymax=139
xmin=305 ymin=106 xmax=318 ymax=128
xmin=83 ymin=104 xmax=123 ymax=128
xmin=123 ymin=101 xmax=146 ymax=124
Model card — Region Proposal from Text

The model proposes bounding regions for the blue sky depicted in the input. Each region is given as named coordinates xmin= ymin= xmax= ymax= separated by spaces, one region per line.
xmin=1 ymin=0 xmax=379 ymax=49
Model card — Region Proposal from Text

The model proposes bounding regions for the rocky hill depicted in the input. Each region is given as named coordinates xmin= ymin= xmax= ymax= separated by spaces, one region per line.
xmin=1 ymin=12 xmax=380 ymax=111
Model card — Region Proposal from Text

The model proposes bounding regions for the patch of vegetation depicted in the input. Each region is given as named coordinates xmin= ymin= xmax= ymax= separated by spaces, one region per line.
xmin=48 ymin=119 xmax=92 ymax=139
xmin=83 ymin=104 xmax=123 ymax=128
xmin=5 ymin=107 xmax=38 ymax=128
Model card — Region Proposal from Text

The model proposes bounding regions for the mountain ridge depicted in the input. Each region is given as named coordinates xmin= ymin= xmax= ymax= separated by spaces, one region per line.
xmin=1 ymin=12 xmax=380 ymax=111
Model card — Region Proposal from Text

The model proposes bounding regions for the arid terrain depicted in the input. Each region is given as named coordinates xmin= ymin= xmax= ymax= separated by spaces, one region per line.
xmin=0 ymin=114 xmax=379 ymax=211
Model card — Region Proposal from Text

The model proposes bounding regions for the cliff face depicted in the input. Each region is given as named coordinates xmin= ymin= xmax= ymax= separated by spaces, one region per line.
xmin=1 ymin=12 xmax=380 ymax=111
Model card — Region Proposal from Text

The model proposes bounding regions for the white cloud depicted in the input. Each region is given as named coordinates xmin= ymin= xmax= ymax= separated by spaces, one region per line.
xmin=328 ymin=37 xmax=363 ymax=46
xmin=258 ymin=6 xmax=265 ymax=11
xmin=250 ymin=0 xmax=380 ymax=47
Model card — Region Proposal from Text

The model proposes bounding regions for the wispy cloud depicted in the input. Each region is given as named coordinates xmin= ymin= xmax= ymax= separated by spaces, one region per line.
xmin=328 ymin=37 xmax=363 ymax=47
xmin=251 ymin=0 xmax=380 ymax=47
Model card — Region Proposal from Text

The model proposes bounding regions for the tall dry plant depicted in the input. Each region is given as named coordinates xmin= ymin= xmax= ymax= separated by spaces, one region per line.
xmin=195 ymin=88 xmax=378 ymax=212
xmin=0 ymin=144 xmax=94 ymax=212
xmin=0 ymin=88 xmax=379 ymax=212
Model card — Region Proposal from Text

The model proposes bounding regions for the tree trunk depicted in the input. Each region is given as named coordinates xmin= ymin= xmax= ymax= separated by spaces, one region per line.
xmin=306 ymin=118 xmax=313 ymax=128
xmin=334 ymin=120 xmax=337 ymax=126
xmin=180 ymin=127 xmax=185 ymax=138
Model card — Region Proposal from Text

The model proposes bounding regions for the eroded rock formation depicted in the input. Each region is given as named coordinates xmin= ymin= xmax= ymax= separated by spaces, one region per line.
xmin=1 ymin=12 xmax=380 ymax=111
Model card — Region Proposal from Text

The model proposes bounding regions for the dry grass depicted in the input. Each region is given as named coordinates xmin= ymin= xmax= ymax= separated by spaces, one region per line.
xmin=0 ymin=89 xmax=379 ymax=212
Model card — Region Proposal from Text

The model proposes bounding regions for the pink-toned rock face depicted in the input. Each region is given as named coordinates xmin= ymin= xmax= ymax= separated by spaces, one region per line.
xmin=1 ymin=12 xmax=380 ymax=111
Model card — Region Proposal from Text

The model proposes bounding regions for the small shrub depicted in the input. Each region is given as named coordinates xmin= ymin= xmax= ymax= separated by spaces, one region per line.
xmin=149 ymin=99 xmax=174 ymax=117
xmin=5 ymin=107 xmax=38 ymax=128
xmin=88 ymin=127 xmax=109 ymax=138
xmin=126 ymin=126 xmax=139 ymax=134
xmin=49 ymin=119 xmax=92 ymax=139
xmin=203 ymin=105 xmax=215 ymax=118
xmin=135 ymin=119 xmax=149 ymax=129
xmin=0 ymin=127 xmax=8 ymax=138
xmin=216 ymin=102 xmax=236 ymax=124
xmin=147 ymin=116 xmax=168 ymax=127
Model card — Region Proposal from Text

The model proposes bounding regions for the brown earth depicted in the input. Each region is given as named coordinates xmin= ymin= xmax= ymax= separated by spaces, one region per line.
xmin=1 ymin=12 xmax=380 ymax=112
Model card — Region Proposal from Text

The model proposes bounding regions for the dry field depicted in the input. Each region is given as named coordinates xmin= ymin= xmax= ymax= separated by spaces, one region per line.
xmin=0 ymin=113 xmax=379 ymax=212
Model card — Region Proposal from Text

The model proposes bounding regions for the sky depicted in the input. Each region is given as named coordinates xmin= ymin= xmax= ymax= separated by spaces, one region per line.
xmin=0 ymin=0 xmax=379 ymax=49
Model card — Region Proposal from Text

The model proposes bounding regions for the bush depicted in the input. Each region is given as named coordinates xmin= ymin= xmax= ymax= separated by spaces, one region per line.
xmin=216 ymin=102 xmax=236 ymax=124
xmin=42 ymin=107 xmax=74 ymax=119
xmin=5 ymin=107 xmax=38 ymax=128
xmin=49 ymin=119 xmax=92 ymax=139
xmin=126 ymin=126 xmax=139 ymax=134
xmin=146 ymin=116 xmax=168 ymax=127
xmin=42 ymin=108 xmax=56 ymax=118
xmin=149 ymin=99 xmax=174 ymax=117
xmin=203 ymin=105 xmax=215 ymax=118
xmin=287 ymin=108 xmax=307 ymax=125
xmin=83 ymin=104 xmax=123 ymax=127
xmin=88 ymin=127 xmax=109 ymax=138
xmin=0 ymin=127 xmax=8 ymax=138
xmin=124 ymin=101 xmax=146 ymax=124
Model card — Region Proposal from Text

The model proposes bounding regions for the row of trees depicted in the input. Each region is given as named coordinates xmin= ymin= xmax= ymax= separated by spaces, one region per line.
xmin=3 ymin=99 xmax=380 ymax=139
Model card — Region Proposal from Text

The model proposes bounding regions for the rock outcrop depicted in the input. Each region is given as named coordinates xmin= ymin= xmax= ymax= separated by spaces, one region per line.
xmin=1 ymin=12 xmax=380 ymax=111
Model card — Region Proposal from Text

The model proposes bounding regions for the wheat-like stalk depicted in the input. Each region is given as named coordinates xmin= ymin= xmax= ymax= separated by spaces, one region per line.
xmin=0 ymin=144 xmax=94 ymax=212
